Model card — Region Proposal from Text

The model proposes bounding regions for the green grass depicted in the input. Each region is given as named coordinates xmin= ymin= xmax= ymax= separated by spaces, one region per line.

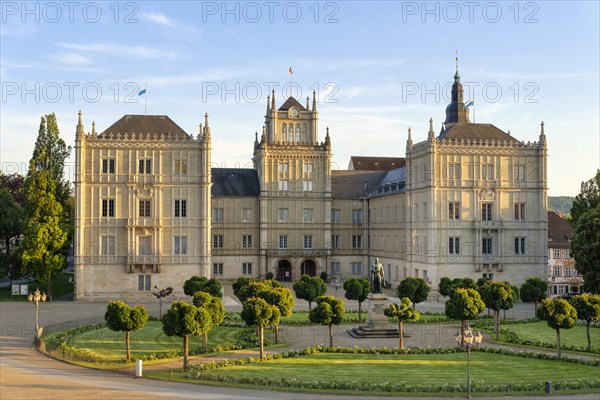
xmin=0 ymin=271 xmax=74 ymax=301
xmin=225 ymin=311 xmax=448 ymax=325
xmin=484 ymin=321 xmax=600 ymax=353
xmin=43 ymin=321 xmax=257 ymax=361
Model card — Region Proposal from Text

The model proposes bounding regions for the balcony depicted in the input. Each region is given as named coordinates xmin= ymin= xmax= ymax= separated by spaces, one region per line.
xmin=267 ymin=249 xmax=328 ymax=258
xmin=473 ymin=220 xmax=503 ymax=230
xmin=127 ymin=254 xmax=161 ymax=273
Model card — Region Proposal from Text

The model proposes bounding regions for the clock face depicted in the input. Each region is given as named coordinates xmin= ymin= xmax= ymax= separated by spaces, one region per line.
xmin=289 ymin=107 xmax=299 ymax=118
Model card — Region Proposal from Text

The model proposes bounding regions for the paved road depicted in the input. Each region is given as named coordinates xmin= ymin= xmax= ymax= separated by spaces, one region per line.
xmin=1 ymin=289 xmax=598 ymax=400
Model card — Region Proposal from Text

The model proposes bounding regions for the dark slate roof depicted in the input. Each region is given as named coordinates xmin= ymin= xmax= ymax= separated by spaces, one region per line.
xmin=212 ymin=168 xmax=260 ymax=197
xmin=278 ymin=97 xmax=306 ymax=111
xmin=438 ymin=123 xmax=519 ymax=143
xmin=100 ymin=115 xmax=191 ymax=139
xmin=548 ymin=211 xmax=574 ymax=249
xmin=331 ymin=170 xmax=387 ymax=199
xmin=348 ymin=156 xmax=406 ymax=171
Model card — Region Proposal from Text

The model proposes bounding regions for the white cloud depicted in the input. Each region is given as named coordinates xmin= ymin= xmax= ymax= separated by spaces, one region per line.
xmin=142 ymin=12 xmax=176 ymax=27
xmin=56 ymin=42 xmax=177 ymax=60
xmin=54 ymin=53 xmax=92 ymax=66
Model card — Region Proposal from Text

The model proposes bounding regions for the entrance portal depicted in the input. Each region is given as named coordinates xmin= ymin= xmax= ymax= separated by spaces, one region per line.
xmin=301 ymin=259 xmax=317 ymax=277
xmin=277 ymin=259 xmax=292 ymax=281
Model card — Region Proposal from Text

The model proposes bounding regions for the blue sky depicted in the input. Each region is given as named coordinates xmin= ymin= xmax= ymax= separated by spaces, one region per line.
xmin=1 ymin=0 xmax=598 ymax=196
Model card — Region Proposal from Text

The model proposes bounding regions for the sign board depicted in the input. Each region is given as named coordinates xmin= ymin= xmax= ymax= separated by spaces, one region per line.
xmin=11 ymin=285 xmax=20 ymax=295
xmin=20 ymin=285 xmax=29 ymax=295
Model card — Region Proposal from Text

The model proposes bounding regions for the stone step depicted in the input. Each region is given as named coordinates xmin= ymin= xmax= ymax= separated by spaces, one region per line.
xmin=346 ymin=325 xmax=408 ymax=339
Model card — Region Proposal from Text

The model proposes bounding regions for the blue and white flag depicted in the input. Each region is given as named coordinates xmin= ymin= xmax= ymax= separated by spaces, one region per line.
xmin=464 ymin=99 xmax=474 ymax=109
xmin=138 ymin=88 xmax=147 ymax=96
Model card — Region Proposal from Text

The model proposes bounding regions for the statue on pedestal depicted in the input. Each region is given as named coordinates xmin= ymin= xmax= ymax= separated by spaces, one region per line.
xmin=370 ymin=257 xmax=385 ymax=294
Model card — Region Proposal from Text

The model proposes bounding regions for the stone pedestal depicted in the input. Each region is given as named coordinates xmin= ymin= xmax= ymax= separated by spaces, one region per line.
xmin=347 ymin=293 xmax=399 ymax=338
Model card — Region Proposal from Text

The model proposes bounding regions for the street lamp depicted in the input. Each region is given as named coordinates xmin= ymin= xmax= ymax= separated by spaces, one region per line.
xmin=153 ymin=286 xmax=173 ymax=320
xmin=28 ymin=288 xmax=47 ymax=340
xmin=455 ymin=325 xmax=483 ymax=399
xmin=330 ymin=275 xmax=344 ymax=298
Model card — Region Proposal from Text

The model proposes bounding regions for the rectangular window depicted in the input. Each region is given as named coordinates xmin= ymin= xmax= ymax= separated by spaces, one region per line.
xmin=174 ymin=200 xmax=187 ymax=218
xmin=331 ymin=208 xmax=341 ymax=223
xmin=514 ymin=164 xmax=526 ymax=181
xmin=482 ymin=164 xmax=494 ymax=180
xmin=139 ymin=200 xmax=151 ymax=217
xmin=481 ymin=203 xmax=492 ymax=221
xmin=554 ymin=266 xmax=561 ymax=276
xmin=514 ymin=237 xmax=526 ymax=255
xmin=514 ymin=203 xmax=525 ymax=221
xmin=241 ymin=209 xmax=253 ymax=223
xmin=278 ymin=180 xmax=289 ymax=191
xmin=482 ymin=237 xmax=493 ymax=256
xmin=565 ymin=249 xmax=570 ymax=259
xmin=352 ymin=209 xmax=363 ymax=224
xmin=213 ymin=208 xmax=223 ymax=223
xmin=102 ymin=199 xmax=115 ymax=217
xmin=101 ymin=235 xmax=115 ymax=255
xmin=213 ymin=235 xmax=224 ymax=249
xmin=304 ymin=235 xmax=313 ymax=249
xmin=352 ymin=262 xmax=362 ymax=275
xmin=243 ymin=263 xmax=253 ymax=275
xmin=278 ymin=163 xmax=289 ymax=191
xmin=139 ymin=236 xmax=151 ymax=255
xmin=102 ymin=158 xmax=115 ymax=174
xmin=174 ymin=236 xmax=187 ymax=255
xmin=139 ymin=159 xmax=152 ymax=174
xmin=279 ymin=235 xmax=288 ymax=249
xmin=565 ymin=267 xmax=572 ymax=276
xmin=553 ymin=249 xmax=561 ymax=259
xmin=174 ymin=159 xmax=187 ymax=175
xmin=303 ymin=208 xmax=313 ymax=223
xmin=331 ymin=261 xmax=340 ymax=275
xmin=303 ymin=180 xmax=313 ymax=192
xmin=352 ymin=235 xmax=362 ymax=249
xmin=213 ymin=263 xmax=223 ymax=276
xmin=278 ymin=208 xmax=289 ymax=223
xmin=558 ymin=285 xmax=564 ymax=294
xmin=331 ymin=235 xmax=340 ymax=249
xmin=448 ymin=237 xmax=460 ymax=255
xmin=448 ymin=163 xmax=461 ymax=179
xmin=242 ymin=235 xmax=252 ymax=248
xmin=449 ymin=202 xmax=460 ymax=220
xmin=138 ymin=275 xmax=151 ymax=291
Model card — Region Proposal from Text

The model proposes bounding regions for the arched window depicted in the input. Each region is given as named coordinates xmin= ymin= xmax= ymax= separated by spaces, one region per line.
xmin=302 ymin=123 xmax=308 ymax=142
xmin=282 ymin=123 xmax=287 ymax=142
xmin=289 ymin=124 xmax=294 ymax=143
xmin=295 ymin=124 xmax=301 ymax=143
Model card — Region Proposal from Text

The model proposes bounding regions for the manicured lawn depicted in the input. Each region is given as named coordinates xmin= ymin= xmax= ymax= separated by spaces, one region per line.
xmin=196 ymin=351 xmax=599 ymax=386
xmin=225 ymin=311 xmax=448 ymax=324
xmin=489 ymin=321 xmax=600 ymax=353
xmin=0 ymin=271 xmax=74 ymax=301
xmin=43 ymin=321 xmax=257 ymax=361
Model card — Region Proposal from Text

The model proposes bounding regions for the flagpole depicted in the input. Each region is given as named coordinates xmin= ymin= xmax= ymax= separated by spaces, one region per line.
xmin=144 ymin=82 xmax=147 ymax=116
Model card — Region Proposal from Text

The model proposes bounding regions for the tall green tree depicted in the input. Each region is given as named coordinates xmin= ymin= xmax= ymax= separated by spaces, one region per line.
xmin=104 ymin=301 xmax=148 ymax=361
xmin=183 ymin=276 xmax=223 ymax=298
xmin=261 ymin=286 xmax=294 ymax=343
xmin=519 ymin=277 xmax=548 ymax=315
xmin=384 ymin=297 xmax=420 ymax=348
xmin=240 ymin=297 xmax=280 ymax=360
xmin=232 ymin=276 xmax=256 ymax=299
xmin=570 ymin=170 xmax=600 ymax=225
xmin=343 ymin=278 xmax=370 ymax=321
xmin=439 ymin=277 xmax=477 ymax=297
xmin=20 ymin=114 xmax=71 ymax=299
xmin=309 ymin=296 xmax=345 ymax=348
xmin=479 ymin=281 xmax=516 ymax=340
xmin=293 ymin=274 xmax=327 ymax=312
xmin=192 ymin=292 xmax=225 ymax=353
xmin=0 ymin=188 xmax=25 ymax=285
xmin=569 ymin=294 xmax=600 ymax=352
xmin=162 ymin=301 xmax=210 ymax=368
xmin=537 ymin=298 xmax=578 ymax=359
xmin=396 ymin=277 xmax=430 ymax=310
xmin=445 ymin=288 xmax=485 ymax=345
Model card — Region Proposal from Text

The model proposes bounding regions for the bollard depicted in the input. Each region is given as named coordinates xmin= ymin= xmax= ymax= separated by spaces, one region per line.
xmin=545 ymin=380 xmax=551 ymax=394
xmin=135 ymin=359 xmax=143 ymax=378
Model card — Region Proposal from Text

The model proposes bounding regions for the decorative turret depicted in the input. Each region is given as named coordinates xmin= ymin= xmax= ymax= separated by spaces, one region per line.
xmin=407 ymin=126 xmax=413 ymax=150
xmin=91 ymin=121 xmax=96 ymax=135
xmin=261 ymin=124 xmax=266 ymax=143
xmin=312 ymin=90 xmax=317 ymax=112
xmin=325 ymin=126 xmax=331 ymax=145
xmin=306 ymin=96 xmax=310 ymax=111
xmin=271 ymin=89 xmax=276 ymax=110
xmin=203 ymin=113 xmax=210 ymax=139
xmin=428 ymin=118 xmax=435 ymax=140
xmin=76 ymin=110 xmax=85 ymax=137
xmin=444 ymin=53 xmax=469 ymax=126
xmin=198 ymin=123 xmax=203 ymax=140
xmin=539 ymin=121 xmax=547 ymax=147
xmin=266 ymin=95 xmax=271 ymax=114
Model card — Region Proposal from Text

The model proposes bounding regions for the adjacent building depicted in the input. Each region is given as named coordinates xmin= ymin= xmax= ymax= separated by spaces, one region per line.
xmin=74 ymin=67 xmax=548 ymax=301
xmin=547 ymin=211 xmax=582 ymax=296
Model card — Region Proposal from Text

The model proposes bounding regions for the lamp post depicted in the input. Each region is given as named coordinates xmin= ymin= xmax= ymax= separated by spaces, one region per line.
xmin=153 ymin=286 xmax=173 ymax=320
xmin=330 ymin=275 xmax=344 ymax=298
xmin=28 ymin=288 xmax=47 ymax=340
xmin=455 ymin=325 xmax=483 ymax=399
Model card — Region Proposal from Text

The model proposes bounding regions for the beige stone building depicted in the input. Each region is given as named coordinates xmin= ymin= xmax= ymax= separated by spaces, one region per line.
xmin=546 ymin=211 xmax=582 ymax=297
xmin=74 ymin=67 xmax=548 ymax=301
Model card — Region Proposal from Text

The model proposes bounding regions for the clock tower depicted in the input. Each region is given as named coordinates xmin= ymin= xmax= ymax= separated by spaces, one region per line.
xmin=252 ymin=90 xmax=332 ymax=280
